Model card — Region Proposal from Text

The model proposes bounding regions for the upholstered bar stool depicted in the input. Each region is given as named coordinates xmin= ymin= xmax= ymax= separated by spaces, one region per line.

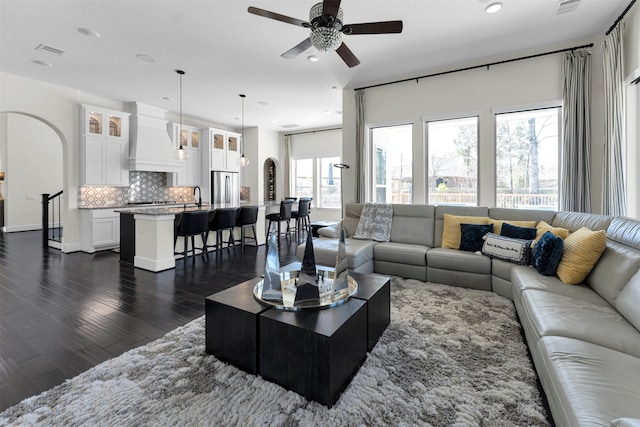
xmin=291 ymin=198 xmax=312 ymax=236
xmin=235 ymin=206 xmax=259 ymax=252
xmin=207 ymin=208 xmax=238 ymax=257
xmin=266 ymin=199 xmax=294 ymax=247
xmin=174 ymin=210 xmax=209 ymax=267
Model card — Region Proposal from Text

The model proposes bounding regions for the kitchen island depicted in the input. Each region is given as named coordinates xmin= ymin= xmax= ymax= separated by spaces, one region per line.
xmin=117 ymin=202 xmax=271 ymax=272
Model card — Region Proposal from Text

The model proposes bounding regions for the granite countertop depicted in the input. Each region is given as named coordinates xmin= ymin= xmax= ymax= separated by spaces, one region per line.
xmin=115 ymin=201 xmax=265 ymax=215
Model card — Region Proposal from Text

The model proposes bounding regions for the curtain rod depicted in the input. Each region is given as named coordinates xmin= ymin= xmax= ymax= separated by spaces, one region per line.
xmin=606 ymin=0 xmax=636 ymax=35
xmin=285 ymin=127 xmax=342 ymax=137
xmin=354 ymin=43 xmax=594 ymax=91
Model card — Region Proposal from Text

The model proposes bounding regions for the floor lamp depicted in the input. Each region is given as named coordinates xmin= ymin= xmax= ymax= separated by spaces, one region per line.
xmin=333 ymin=163 xmax=350 ymax=220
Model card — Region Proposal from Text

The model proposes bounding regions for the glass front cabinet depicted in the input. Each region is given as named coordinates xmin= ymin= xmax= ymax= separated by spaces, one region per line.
xmin=80 ymin=104 xmax=130 ymax=186
xmin=167 ymin=123 xmax=201 ymax=187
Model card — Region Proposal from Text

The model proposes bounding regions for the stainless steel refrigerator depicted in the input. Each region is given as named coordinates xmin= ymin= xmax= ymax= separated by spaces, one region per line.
xmin=211 ymin=171 xmax=240 ymax=205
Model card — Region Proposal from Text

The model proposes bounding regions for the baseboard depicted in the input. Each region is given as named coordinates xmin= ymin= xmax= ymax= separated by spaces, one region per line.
xmin=4 ymin=223 xmax=42 ymax=233
xmin=63 ymin=242 xmax=82 ymax=253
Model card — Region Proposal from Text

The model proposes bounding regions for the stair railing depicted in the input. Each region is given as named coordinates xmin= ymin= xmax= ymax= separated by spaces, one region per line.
xmin=42 ymin=190 xmax=63 ymax=249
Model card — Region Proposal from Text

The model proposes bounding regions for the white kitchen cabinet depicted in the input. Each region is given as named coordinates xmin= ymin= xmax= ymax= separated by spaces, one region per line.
xmin=203 ymin=128 xmax=240 ymax=173
xmin=80 ymin=209 xmax=120 ymax=253
xmin=167 ymin=123 xmax=201 ymax=187
xmin=80 ymin=105 xmax=130 ymax=186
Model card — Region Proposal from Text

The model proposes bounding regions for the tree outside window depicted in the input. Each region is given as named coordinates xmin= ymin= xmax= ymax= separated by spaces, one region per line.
xmin=495 ymin=107 xmax=560 ymax=210
xmin=427 ymin=117 xmax=479 ymax=206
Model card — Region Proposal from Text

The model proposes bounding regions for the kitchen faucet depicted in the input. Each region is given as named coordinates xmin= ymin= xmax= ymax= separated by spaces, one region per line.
xmin=193 ymin=186 xmax=202 ymax=208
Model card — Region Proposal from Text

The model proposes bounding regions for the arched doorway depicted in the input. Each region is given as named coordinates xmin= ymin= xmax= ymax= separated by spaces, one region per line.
xmin=0 ymin=111 xmax=66 ymax=241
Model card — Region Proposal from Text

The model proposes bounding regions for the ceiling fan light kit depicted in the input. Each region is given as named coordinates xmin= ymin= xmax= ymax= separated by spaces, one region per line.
xmin=248 ymin=0 xmax=402 ymax=68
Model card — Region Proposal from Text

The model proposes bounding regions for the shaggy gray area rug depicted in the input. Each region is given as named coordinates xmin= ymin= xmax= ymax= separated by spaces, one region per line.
xmin=0 ymin=278 xmax=551 ymax=426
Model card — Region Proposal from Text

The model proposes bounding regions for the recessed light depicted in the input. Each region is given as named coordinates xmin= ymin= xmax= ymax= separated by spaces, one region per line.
xmin=485 ymin=2 xmax=502 ymax=13
xmin=332 ymin=86 xmax=338 ymax=91
xmin=270 ymin=119 xmax=278 ymax=123
xmin=78 ymin=27 xmax=100 ymax=38
xmin=163 ymin=96 xmax=174 ymax=101
xmin=258 ymin=101 xmax=269 ymax=106
xmin=32 ymin=59 xmax=52 ymax=67
xmin=136 ymin=54 xmax=154 ymax=62
xmin=307 ymin=55 xmax=319 ymax=62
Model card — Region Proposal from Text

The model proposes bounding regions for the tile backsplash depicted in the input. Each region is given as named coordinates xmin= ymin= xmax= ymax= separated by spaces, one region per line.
xmin=79 ymin=171 xmax=195 ymax=208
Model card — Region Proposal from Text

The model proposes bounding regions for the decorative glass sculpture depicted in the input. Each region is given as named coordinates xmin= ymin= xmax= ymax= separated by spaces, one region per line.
xmin=294 ymin=229 xmax=320 ymax=305
xmin=331 ymin=227 xmax=349 ymax=301
xmin=261 ymin=233 xmax=283 ymax=302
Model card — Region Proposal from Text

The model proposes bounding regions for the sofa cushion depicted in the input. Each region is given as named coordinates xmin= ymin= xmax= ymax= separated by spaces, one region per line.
xmin=427 ymin=247 xmax=491 ymax=274
xmin=373 ymin=242 xmax=428 ymax=266
xmin=556 ymin=227 xmax=606 ymax=285
xmin=296 ymin=237 xmax=376 ymax=270
xmin=607 ymin=216 xmax=640 ymax=251
xmin=481 ymin=233 xmax=532 ymax=265
xmin=491 ymin=258 xmax=513 ymax=281
xmin=537 ymin=336 xmax=640 ymax=427
xmin=511 ymin=266 xmax=614 ymax=308
xmin=489 ymin=207 xmax=556 ymax=226
xmin=441 ymin=214 xmax=491 ymax=249
xmin=500 ymin=222 xmax=537 ymax=240
xmin=551 ymin=211 xmax=612 ymax=232
xmin=531 ymin=231 xmax=564 ymax=276
xmin=535 ymin=220 xmax=569 ymax=242
xmin=519 ymin=289 xmax=640 ymax=357
xmin=616 ymin=270 xmax=640 ymax=332
xmin=587 ymin=240 xmax=640 ymax=307
xmin=343 ymin=204 xmax=364 ymax=237
xmin=389 ymin=204 xmax=435 ymax=247
xmin=460 ymin=223 xmax=493 ymax=252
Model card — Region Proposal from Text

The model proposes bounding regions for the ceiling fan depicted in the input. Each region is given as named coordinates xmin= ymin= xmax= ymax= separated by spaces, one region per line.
xmin=248 ymin=0 xmax=403 ymax=68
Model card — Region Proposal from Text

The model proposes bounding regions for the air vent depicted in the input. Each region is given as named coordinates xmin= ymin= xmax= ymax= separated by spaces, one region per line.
xmin=280 ymin=123 xmax=299 ymax=129
xmin=555 ymin=0 xmax=580 ymax=15
xmin=35 ymin=43 xmax=65 ymax=57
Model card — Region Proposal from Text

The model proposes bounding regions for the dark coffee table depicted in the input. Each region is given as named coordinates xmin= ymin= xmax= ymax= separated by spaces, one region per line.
xmin=205 ymin=272 xmax=390 ymax=407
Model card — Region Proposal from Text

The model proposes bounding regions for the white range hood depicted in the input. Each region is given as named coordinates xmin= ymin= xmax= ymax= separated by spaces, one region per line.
xmin=127 ymin=102 xmax=181 ymax=173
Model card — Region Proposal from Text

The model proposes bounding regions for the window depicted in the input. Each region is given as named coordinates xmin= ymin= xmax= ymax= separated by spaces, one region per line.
xmin=294 ymin=158 xmax=313 ymax=199
xmin=320 ymin=157 xmax=341 ymax=208
xmin=426 ymin=117 xmax=479 ymax=206
xmin=370 ymin=124 xmax=413 ymax=204
xmin=495 ymin=107 xmax=560 ymax=210
xmin=292 ymin=157 xmax=342 ymax=208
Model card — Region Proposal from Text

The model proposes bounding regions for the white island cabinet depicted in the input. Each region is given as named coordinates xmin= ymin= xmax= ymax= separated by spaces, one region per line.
xmin=79 ymin=208 xmax=120 ymax=253
xmin=80 ymin=105 xmax=130 ymax=186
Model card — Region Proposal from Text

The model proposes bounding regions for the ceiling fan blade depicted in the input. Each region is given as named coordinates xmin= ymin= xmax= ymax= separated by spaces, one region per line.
xmin=248 ymin=6 xmax=310 ymax=28
xmin=322 ymin=0 xmax=341 ymax=18
xmin=282 ymin=38 xmax=313 ymax=59
xmin=343 ymin=21 xmax=403 ymax=35
xmin=336 ymin=42 xmax=360 ymax=68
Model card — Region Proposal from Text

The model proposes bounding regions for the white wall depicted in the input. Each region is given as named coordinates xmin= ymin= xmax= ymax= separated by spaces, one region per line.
xmin=2 ymin=113 xmax=63 ymax=231
xmin=341 ymin=38 xmax=638 ymax=215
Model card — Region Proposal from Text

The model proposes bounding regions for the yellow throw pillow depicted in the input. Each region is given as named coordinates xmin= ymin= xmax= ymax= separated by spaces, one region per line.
xmin=491 ymin=219 xmax=537 ymax=235
xmin=535 ymin=221 xmax=570 ymax=242
xmin=442 ymin=214 xmax=491 ymax=249
xmin=556 ymin=227 xmax=607 ymax=285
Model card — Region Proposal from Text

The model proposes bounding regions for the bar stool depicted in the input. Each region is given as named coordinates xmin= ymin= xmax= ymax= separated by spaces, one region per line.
xmin=174 ymin=210 xmax=209 ymax=267
xmin=235 ymin=206 xmax=259 ymax=252
xmin=207 ymin=208 xmax=238 ymax=257
xmin=291 ymin=198 xmax=312 ymax=236
xmin=266 ymin=199 xmax=294 ymax=247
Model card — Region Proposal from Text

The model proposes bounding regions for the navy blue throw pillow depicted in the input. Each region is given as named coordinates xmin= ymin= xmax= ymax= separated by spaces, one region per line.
xmin=501 ymin=222 xmax=537 ymax=240
xmin=459 ymin=223 xmax=494 ymax=252
xmin=532 ymin=231 xmax=564 ymax=276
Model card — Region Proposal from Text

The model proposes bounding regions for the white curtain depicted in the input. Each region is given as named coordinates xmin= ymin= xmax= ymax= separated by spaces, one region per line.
xmin=283 ymin=134 xmax=292 ymax=197
xmin=561 ymin=50 xmax=592 ymax=213
xmin=601 ymin=23 xmax=627 ymax=216
xmin=355 ymin=89 xmax=365 ymax=203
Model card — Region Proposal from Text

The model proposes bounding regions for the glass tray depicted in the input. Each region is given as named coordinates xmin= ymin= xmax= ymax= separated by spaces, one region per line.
xmin=254 ymin=270 xmax=357 ymax=311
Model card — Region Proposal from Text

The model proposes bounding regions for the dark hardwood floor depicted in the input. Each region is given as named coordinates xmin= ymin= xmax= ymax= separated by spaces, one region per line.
xmin=0 ymin=230 xmax=301 ymax=410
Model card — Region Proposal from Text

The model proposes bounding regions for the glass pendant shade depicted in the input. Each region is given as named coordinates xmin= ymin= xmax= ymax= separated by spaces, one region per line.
xmin=239 ymin=154 xmax=250 ymax=167
xmin=175 ymin=146 xmax=188 ymax=160
xmin=309 ymin=2 xmax=344 ymax=52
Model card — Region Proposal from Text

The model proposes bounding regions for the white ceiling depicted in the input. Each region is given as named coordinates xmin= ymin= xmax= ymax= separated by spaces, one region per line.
xmin=0 ymin=0 xmax=629 ymax=132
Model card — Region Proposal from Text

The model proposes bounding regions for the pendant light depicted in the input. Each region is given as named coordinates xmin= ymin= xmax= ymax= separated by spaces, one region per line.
xmin=239 ymin=94 xmax=250 ymax=167
xmin=174 ymin=69 xmax=188 ymax=161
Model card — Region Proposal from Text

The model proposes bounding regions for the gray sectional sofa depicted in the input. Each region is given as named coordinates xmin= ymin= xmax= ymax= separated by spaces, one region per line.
xmin=296 ymin=203 xmax=640 ymax=427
